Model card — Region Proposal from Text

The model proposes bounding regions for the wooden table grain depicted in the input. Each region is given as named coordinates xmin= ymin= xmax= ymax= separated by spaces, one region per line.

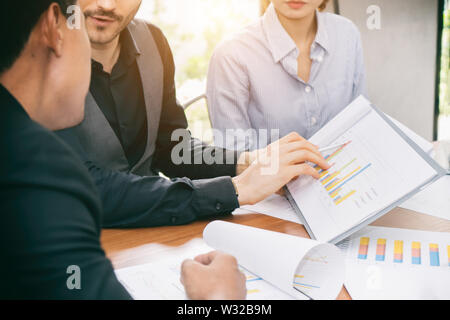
xmin=101 ymin=207 xmax=450 ymax=300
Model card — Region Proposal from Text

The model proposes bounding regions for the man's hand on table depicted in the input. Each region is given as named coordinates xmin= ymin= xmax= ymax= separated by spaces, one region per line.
xmin=181 ymin=251 xmax=247 ymax=300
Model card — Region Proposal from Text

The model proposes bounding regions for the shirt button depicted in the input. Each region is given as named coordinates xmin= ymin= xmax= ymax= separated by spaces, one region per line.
xmin=317 ymin=56 xmax=323 ymax=62
xmin=305 ymin=86 xmax=312 ymax=93
xmin=171 ymin=216 xmax=177 ymax=224
xmin=311 ymin=117 xmax=317 ymax=126
xmin=216 ymin=202 xmax=222 ymax=211
xmin=311 ymin=43 xmax=316 ymax=49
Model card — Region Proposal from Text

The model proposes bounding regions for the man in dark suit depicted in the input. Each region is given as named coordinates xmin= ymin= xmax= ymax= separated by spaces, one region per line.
xmin=57 ymin=0 xmax=330 ymax=228
xmin=0 ymin=0 xmax=247 ymax=299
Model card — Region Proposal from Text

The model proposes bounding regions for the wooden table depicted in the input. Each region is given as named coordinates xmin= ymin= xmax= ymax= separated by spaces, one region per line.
xmin=101 ymin=207 xmax=450 ymax=300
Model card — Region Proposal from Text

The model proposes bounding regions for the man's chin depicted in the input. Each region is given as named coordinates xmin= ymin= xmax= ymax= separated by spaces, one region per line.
xmin=87 ymin=30 xmax=120 ymax=45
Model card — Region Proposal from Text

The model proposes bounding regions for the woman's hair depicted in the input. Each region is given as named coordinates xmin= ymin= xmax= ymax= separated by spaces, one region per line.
xmin=319 ymin=0 xmax=330 ymax=11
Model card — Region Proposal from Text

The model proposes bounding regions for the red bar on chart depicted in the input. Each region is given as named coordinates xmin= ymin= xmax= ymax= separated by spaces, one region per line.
xmin=411 ymin=242 xmax=421 ymax=265
xmin=376 ymin=239 xmax=386 ymax=261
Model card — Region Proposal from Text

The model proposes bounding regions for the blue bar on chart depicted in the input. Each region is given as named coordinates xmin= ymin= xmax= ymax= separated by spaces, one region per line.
xmin=429 ymin=244 xmax=440 ymax=267
xmin=411 ymin=242 xmax=421 ymax=265
xmin=375 ymin=239 xmax=386 ymax=261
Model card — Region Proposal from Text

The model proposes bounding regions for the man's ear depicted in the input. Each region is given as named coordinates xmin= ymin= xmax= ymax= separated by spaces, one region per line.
xmin=41 ymin=3 xmax=65 ymax=58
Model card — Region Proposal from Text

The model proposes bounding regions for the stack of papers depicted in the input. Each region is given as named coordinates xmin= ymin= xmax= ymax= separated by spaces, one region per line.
xmin=399 ymin=175 xmax=450 ymax=221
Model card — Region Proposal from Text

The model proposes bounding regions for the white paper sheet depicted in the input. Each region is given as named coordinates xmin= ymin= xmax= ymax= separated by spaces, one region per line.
xmin=338 ymin=226 xmax=450 ymax=299
xmin=399 ymin=175 xmax=450 ymax=221
xmin=203 ymin=221 xmax=345 ymax=300
xmin=116 ymin=222 xmax=346 ymax=300
xmin=287 ymin=96 xmax=438 ymax=243
xmin=238 ymin=194 xmax=302 ymax=224
xmin=387 ymin=115 xmax=434 ymax=155
xmin=114 ymin=239 xmax=293 ymax=300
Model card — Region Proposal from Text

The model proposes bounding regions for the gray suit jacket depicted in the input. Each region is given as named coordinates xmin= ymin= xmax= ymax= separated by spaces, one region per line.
xmin=72 ymin=20 xmax=163 ymax=176
xmin=57 ymin=20 xmax=240 ymax=228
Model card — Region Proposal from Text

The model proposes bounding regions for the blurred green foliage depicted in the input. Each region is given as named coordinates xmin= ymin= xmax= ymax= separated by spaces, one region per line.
xmin=146 ymin=0 xmax=259 ymax=142
xmin=440 ymin=6 xmax=449 ymax=115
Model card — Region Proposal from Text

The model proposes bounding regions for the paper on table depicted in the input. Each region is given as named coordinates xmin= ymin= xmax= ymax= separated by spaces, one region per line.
xmin=237 ymin=194 xmax=302 ymax=225
xmin=203 ymin=221 xmax=345 ymax=300
xmin=114 ymin=238 xmax=300 ymax=300
xmin=337 ymin=226 xmax=450 ymax=299
xmin=114 ymin=239 xmax=294 ymax=300
xmin=386 ymin=115 xmax=434 ymax=155
xmin=399 ymin=175 xmax=450 ymax=221
xmin=287 ymin=96 xmax=439 ymax=243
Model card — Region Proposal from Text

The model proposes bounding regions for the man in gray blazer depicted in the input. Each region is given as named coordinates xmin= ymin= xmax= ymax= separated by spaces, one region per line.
xmin=57 ymin=0 xmax=329 ymax=228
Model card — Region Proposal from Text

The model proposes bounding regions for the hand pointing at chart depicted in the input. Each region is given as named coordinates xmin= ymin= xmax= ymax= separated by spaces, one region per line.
xmin=232 ymin=132 xmax=331 ymax=205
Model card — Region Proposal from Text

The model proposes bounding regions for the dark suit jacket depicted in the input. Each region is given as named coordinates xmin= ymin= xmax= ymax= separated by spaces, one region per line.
xmin=57 ymin=24 xmax=240 ymax=229
xmin=0 ymin=85 xmax=131 ymax=299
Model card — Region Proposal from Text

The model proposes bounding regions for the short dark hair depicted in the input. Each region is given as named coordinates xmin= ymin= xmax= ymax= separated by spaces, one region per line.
xmin=0 ymin=1 xmax=76 ymax=74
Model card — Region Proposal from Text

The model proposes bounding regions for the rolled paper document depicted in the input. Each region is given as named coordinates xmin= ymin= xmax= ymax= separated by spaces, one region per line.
xmin=203 ymin=221 xmax=345 ymax=300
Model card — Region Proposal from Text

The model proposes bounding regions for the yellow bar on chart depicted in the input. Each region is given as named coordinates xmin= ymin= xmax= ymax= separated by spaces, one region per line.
xmin=358 ymin=237 xmax=370 ymax=259
xmin=247 ymin=289 xmax=260 ymax=294
xmin=412 ymin=241 xmax=421 ymax=265
xmin=319 ymin=170 xmax=330 ymax=178
xmin=326 ymin=179 xmax=341 ymax=191
xmin=328 ymin=167 xmax=361 ymax=192
xmin=322 ymin=171 xmax=340 ymax=185
xmin=394 ymin=240 xmax=404 ymax=263
xmin=335 ymin=190 xmax=356 ymax=205
xmin=447 ymin=245 xmax=450 ymax=267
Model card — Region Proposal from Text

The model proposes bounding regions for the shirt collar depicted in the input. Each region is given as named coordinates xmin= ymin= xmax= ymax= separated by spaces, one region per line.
xmin=91 ymin=27 xmax=140 ymax=74
xmin=314 ymin=10 xmax=329 ymax=53
xmin=262 ymin=3 xmax=329 ymax=63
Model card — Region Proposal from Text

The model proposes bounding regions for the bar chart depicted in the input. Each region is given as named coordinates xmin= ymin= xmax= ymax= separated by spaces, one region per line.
xmin=293 ymin=274 xmax=321 ymax=291
xmin=315 ymin=141 xmax=375 ymax=207
xmin=376 ymin=239 xmax=387 ymax=261
xmin=394 ymin=241 xmax=404 ymax=263
xmin=341 ymin=227 xmax=450 ymax=270
xmin=448 ymin=246 xmax=450 ymax=267
xmin=339 ymin=226 xmax=450 ymax=300
xmin=242 ymin=268 xmax=293 ymax=300
xmin=429 ymin=244 xmax=440 ymax=267
xmin=357 ymin=237 xmax=369 ymax=260
xmin=412 ymin=242 xmax=421 ymax=265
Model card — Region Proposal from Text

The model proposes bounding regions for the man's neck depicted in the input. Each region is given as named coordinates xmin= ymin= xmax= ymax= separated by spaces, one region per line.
xmin=91 ymin=36 xmax=121 ymax=74
xmin=276 ymin=11 xmax=317 ymax=48
xmin=0 ymin=57 xmax=48 ymax=126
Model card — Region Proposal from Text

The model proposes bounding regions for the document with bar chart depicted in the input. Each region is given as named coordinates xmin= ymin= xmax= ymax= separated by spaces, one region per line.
xmin=286 ymin=96 xmax=445 ymax=243
xmin=338 ymin=226 xmax=450 ymax=299
xmin=115 ymin=238 xmax=294 ymax=300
